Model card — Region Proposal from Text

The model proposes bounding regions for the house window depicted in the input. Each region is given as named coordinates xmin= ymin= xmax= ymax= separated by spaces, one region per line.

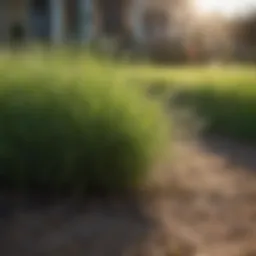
xmin=98 ymin=0 xmax=126 ymax=36
xmin=66 ymin=0 xmax=79 ymax=39
xmin=31 ymin=0 xmax=49 ymax=12
xmin=30 ymin=0 xmax=50 ymax=39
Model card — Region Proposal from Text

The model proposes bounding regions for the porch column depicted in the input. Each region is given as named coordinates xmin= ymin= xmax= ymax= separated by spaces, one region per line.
xmin=132 ymin=0 xmax=145 ymax=43
xmin=50 ymin=0 xmax=65 ymax=44
xmin=78 ymin=0 xmax=94 ymax=44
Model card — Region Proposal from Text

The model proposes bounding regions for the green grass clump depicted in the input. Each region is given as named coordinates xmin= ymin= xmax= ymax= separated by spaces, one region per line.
xmin=174 ymin=83 xmax=256 ymax=142
xmin=0 ymin=54 xmax=168 ymax=193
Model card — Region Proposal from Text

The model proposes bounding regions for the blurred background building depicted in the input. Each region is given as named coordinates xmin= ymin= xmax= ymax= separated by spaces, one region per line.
xmin=0 ymin=0 xmax=255 ymax=63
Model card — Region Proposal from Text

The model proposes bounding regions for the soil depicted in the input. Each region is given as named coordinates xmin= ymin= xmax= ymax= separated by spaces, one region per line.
xmin=1 ymin=136 xmax=256 ymax=256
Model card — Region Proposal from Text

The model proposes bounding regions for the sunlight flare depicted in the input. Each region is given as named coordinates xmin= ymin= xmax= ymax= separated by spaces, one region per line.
xmin=194 ymin=0 xmax=256 ymax=16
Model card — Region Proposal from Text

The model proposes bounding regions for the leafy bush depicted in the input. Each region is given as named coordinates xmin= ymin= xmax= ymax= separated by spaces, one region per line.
xmin=174 ymin=84 xmax=256 ymax=142
xmin=0 ymin=57 xmax=168 ymax=193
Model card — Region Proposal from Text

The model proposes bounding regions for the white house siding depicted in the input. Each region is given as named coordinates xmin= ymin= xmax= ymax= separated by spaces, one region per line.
xmin=129 ymin=0 xmax=146 ymax=44
xmin=49 ymin=0 xmax=94 ymax=44
xmin=129 ymin=0 xmax=171 ymax=45
xmin=0 ymin=0 xmax=148 ymax=45
xmin=50 ymin=0 xmax=65 ymax=44
xmin=78 ymin=0 xmax=94 ymax=43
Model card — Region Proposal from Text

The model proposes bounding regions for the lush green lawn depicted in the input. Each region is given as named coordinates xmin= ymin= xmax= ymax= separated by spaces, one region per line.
xmin=1 ymin=49 xmax=256 ymax=143
xmin=114 ymin=60 xmax=255 ymax=89
xmin=2 ymin=49 xmax=255 ymax=87
xmin=113 ymin=56 xmax=256 ymax=142
xmin=127 ymin=64 xmax=256 ymax=143
xmin=112 ymin=58 xmax=256 ymax=143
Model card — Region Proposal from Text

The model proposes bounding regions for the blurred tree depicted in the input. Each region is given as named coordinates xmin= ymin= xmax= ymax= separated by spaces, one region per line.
xmin=233 ymin=12 xmax=256 ymax=46
xmin=230 ymin=11 xmax=256 ymax=62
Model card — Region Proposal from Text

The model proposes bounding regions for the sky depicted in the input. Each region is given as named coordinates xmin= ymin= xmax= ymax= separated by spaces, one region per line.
xmin=194 ymin=0 xmax=256 ymax=16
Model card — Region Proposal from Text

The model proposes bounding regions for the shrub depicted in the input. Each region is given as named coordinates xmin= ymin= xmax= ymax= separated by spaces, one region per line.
xmin=0 ymin=58 xmax=168 ymax=193
xmin=174 ymin=84 xmax=256 ymax=142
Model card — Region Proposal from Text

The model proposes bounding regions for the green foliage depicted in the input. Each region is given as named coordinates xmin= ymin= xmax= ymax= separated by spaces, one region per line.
xmin=0 ymin=54 xmax=168 ymax=193
xmin=174 ymin=83 xmax=256 ymax=142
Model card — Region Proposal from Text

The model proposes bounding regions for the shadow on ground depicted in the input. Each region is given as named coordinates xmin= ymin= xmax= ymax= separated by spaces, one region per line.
xmin=201 ymin=135 xmax=256 ymax=173
xmin=0 ymin=195 xmax=156 ymax=256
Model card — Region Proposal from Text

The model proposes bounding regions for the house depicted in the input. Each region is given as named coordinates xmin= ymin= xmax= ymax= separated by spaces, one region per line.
xmin=0 ymin=0 xmax=99 ymax=44
xmin=0 ymin=0 xmax=193 ymax=60
xmin=0 ymin=0 xmax=149 ymax=45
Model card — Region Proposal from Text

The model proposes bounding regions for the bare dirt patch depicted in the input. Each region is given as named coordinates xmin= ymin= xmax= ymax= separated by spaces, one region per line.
xmin=150 ymin=138 xmax=256 ymax=256
xmin=1 ymin=137 xmax=256 ymax=256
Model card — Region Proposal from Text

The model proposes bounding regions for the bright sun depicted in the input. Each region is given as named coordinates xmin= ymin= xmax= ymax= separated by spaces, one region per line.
xmin=194 ymin=0 xmax=255 ymax=15
xmin=194 ymin=0 xmax=234 ymax=14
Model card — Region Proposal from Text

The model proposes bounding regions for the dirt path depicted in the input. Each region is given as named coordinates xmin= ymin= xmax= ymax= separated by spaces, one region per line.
xmin=1 ymin=138 xmax=256 ymax=256
xmin=149 ymin=138 xmax=256 ymax=256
